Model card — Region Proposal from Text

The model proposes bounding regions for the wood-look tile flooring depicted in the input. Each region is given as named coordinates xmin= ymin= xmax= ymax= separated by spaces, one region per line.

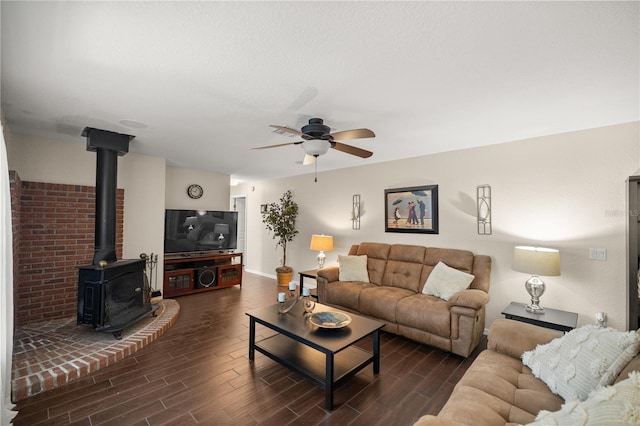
xmin=12 ymin=272 xmax=486 ymax=426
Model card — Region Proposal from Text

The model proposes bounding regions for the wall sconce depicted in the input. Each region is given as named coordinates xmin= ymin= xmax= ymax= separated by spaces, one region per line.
xmin=477 ymin=184 xmax=491 ymax=235
xmin=352 ymin=194 xmax=361 ymax=230
xmin=260 ymin=204 xmax=268 ymax=214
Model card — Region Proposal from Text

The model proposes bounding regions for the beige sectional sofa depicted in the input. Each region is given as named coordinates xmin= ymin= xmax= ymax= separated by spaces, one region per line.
xmin=316 ymin=242 xmax=492 ymax=357
xmin=414 ymin=319 xmax=640 ymax=426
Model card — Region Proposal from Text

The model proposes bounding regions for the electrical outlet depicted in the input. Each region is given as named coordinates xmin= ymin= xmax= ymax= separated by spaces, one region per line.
xmin=589 ymin=248 xmax=607 ymax=261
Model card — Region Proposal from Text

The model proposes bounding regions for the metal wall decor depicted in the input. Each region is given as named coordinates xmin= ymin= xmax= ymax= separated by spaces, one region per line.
xmin=384 ymin=185 xmax=439 ymax=234
xmin=352 ymin=194 xmax=361 ymax=230
xmin=477 ymin=184 xmax=492 ymax=235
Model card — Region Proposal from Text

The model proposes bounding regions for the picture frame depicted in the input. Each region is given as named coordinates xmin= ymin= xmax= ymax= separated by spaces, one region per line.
xmin=385 ymin=185 xmax=438 ymax=234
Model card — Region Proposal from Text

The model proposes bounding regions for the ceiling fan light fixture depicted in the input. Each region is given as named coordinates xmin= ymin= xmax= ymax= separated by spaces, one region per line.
xmin=301 ymin=139 xmax=330 ymax=156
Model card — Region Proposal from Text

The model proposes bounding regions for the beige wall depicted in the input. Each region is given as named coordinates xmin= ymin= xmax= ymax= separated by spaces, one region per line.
xmin=165 ymin=166 xmax=230 ymax=210
xmin=6 ymin=132 xmax=168 ymax=263
xmin=233 ymin=122 xmax=640 ymax=330
xmin=6 ymin=132 xmax=234 ymax=288
xmin=7 ymin=123 xmax=640 ymax=330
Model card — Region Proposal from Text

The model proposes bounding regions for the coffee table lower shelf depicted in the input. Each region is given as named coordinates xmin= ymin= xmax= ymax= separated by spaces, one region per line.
xmin=255 ymin=334 xmax=374 ymax=389
xmin=247 ymin=303 xmax=384 ymax=410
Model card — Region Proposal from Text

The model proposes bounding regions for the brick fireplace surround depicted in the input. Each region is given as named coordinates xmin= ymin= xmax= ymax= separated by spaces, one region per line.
xmin=10 ymin=171 xmax=124 ymax=326
xmin=8 ymin=171 xmax=178 ymax=401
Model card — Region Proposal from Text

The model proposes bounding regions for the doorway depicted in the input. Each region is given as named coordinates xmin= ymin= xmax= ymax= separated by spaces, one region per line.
xmin=232 ymin=195 xmax=247 ymax=263
xmin=627 ymin=176 xmax=639 ymax=330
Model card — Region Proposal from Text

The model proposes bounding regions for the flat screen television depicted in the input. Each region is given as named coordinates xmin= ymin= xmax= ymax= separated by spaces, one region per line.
xmin=164 ymin=209 xmax=238 ymax=254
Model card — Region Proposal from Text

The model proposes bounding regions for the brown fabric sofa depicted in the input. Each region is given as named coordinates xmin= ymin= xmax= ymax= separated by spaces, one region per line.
xmin=413 ymin=319 xmax=640 ymax=426
xmin=316 ymin=242 xmax=492 ymax=357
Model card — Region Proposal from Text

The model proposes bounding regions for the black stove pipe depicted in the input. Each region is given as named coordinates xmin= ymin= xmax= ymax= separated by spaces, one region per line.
xmin=93 ymin=147 xmax=118 ymax=264
xmin=82 ymin=127 xmax=135 ymax=265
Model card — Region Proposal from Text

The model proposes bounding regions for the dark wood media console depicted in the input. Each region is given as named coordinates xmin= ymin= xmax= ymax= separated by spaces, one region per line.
xmin=163 ymin=252 xmax=243 ymax=298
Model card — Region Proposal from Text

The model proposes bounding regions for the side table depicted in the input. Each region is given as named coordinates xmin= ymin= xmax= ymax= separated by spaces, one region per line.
xmin=299 ymin=269 xmax=319 ymax=299
xmin=501 ymin=302 xmax=578 ymax=333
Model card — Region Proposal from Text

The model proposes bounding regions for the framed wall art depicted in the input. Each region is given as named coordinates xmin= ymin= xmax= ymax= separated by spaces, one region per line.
xmin=385 ymin=185 xmax=438 ymax=234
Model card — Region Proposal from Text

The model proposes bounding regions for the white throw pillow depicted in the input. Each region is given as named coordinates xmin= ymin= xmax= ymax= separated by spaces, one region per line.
xmin=338 ymin=255 xmax=370 ymax=282
xmin=526 ymin=371 xmax=640 ymax=426
xmin=422 ymin=261 xmax=475 ymax=300
xmin=522 ymin=325 xmax=640 ymax=402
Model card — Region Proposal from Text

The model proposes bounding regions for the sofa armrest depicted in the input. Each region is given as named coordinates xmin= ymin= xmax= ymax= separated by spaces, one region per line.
xmin=446 ymin=289 xmax=489 ymax=310
xmin=412 ymin=415 xmax=467 ymax=426
xmin=317 ymin=266 xmax=339 ymax=283
xmin=316 ymin=266 xmax=339 ymax=303
xmin=488 ymin=318 xmax=562 ymax=359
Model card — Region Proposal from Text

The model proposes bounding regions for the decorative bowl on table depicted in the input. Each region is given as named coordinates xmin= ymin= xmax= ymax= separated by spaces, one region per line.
xmin=308 ymin=311 xmax=352 ymax=329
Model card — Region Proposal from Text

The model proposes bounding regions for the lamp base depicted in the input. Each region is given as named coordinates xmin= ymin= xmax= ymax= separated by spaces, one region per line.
xmin=525 ymin=303 xmax=545 ymax=314
xmin=317 ymin=251 xmax=326 ymax=269
xmin=525 ymin=275 xmax=546 ymax=315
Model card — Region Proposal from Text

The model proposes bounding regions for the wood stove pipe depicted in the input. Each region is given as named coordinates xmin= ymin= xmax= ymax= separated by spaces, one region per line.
xmin=82 ymin=127 xmax=135 ymax=265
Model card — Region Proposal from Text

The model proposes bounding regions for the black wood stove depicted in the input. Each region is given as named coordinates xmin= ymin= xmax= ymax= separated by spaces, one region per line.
xmin=77 ymin=127 xmax=157 ymax=339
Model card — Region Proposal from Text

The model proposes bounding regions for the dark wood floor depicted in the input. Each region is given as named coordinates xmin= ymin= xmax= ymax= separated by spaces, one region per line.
xmin=12 ymin=272 xmax=486 ymax=426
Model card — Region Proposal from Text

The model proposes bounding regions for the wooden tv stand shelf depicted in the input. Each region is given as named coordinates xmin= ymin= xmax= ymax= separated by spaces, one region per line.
xmin=163 ymin=252 xmax=243 ymax=298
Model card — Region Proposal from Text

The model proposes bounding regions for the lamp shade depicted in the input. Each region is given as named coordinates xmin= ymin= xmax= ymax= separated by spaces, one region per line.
xmin=310 ymin=234 xmax=333 ymax=252
xmin=183 ymin=216 xmax=199 ymax=227
xmin=512 ymin=246 xmax=560 ymax=277
xmin=213 ymin=223 xmax=230 ymax=234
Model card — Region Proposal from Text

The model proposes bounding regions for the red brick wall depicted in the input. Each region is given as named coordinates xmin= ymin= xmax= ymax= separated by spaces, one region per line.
xmin=9 ymin=171 xmax=20 ymax=320
xmin=11 ymin=174 xmax=124 ymax=326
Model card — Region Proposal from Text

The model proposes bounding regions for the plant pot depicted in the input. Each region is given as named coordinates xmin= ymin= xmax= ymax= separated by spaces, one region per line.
xmin=276 ymin=270 xmax=293 ymax=286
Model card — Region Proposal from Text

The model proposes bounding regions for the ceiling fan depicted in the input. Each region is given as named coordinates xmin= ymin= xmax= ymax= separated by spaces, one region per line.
xmin=252 ymin=118 xmax=375 ymax=165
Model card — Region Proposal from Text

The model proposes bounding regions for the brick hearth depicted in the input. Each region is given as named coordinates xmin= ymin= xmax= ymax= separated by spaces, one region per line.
xmin=11 ymin=298 xmax=179 ymax=402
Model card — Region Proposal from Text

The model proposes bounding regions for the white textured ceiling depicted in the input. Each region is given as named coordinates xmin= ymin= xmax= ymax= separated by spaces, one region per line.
xmin=2 ymin=1 xmax=638 ymax=183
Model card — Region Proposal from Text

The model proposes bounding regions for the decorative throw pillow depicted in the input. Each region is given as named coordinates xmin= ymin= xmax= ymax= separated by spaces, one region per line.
xmin=338 ymin=255 xmax=370 ymax=282
xmin=526 ymin=371 xmax=640 ymax=426
xmin=421 ymin=261 xmax=475 ymax=300
xmin=522 ymin=325 xmax=640 ymax=401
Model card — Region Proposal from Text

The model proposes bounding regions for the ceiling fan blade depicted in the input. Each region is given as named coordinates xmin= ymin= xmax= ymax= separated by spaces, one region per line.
xmin=251 ymin=141 xmax=302 ymax=150
xmin=303 ymin=154 xmax=316 ymax=165
xmin=332 ymin=142 xmax=373 ymax=158
xmin=269 ymin=125 xmax=305 ymax=137
xmin=329 ymin=128 xmax=375 ymax=140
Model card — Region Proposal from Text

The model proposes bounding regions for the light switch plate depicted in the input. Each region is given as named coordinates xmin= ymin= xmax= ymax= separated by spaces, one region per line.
xmin=589 ymin=248 xmax=607 ymax=261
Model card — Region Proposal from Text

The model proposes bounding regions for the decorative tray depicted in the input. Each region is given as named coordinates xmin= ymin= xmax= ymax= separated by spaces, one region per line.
xmin=308 ymin=311 xmax=352 ymax=329
xmin=278 ymin=297 xmax=298 ymax=314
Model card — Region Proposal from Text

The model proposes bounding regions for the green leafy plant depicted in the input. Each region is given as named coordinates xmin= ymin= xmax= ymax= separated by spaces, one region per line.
xmin=262 ymin=190 xmax=299 ymax=273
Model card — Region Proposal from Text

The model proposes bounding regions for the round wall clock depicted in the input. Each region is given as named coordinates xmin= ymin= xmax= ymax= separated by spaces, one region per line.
xmin=187 ymin=184 xmax=203 ymax=199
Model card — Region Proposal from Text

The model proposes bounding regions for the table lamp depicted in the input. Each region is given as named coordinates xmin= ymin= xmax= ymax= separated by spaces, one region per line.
xmin=512 ymin=246 xmax=560 ymax=314
xmin=310 ymin=234 xmax=333 ymax=269
xmin=213 ymin=223 xmax=230 ymax=246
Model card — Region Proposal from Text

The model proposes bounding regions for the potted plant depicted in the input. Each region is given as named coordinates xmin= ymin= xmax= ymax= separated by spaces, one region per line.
xmin=262 ymin=190 xmax=299 ymax=286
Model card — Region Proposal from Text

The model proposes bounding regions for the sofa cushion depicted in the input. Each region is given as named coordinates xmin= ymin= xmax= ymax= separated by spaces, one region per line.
xmin=527 ymin=371 xmax=640 ymax=426
xmin=380 ymin=244 xmax=426 ymax=292
xmin=359 ymin=286 xmax=414 ymax=323
xmin=354 ymin=242 xmax=390 ymax=285
xmin=422 ymin=261 xmax=475 ymax=300
xmin=522 ymin=325 xmax=640 ymax=401
xmin=435 ymin=349 xmax=563 ymax=426
xmin=324 ymin=281 xmax=375 ymax=312
xmin=420 ymin=248 xmax=475 ymax=292
xmin=396 ymin=294 xmax=451 ymax=338
xmin=338 ymin=255 xmax=370 ymax=282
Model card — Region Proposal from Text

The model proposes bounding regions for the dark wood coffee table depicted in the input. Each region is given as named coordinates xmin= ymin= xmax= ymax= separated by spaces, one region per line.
xmin=246 ymin=302 xmax=385 ymax=410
